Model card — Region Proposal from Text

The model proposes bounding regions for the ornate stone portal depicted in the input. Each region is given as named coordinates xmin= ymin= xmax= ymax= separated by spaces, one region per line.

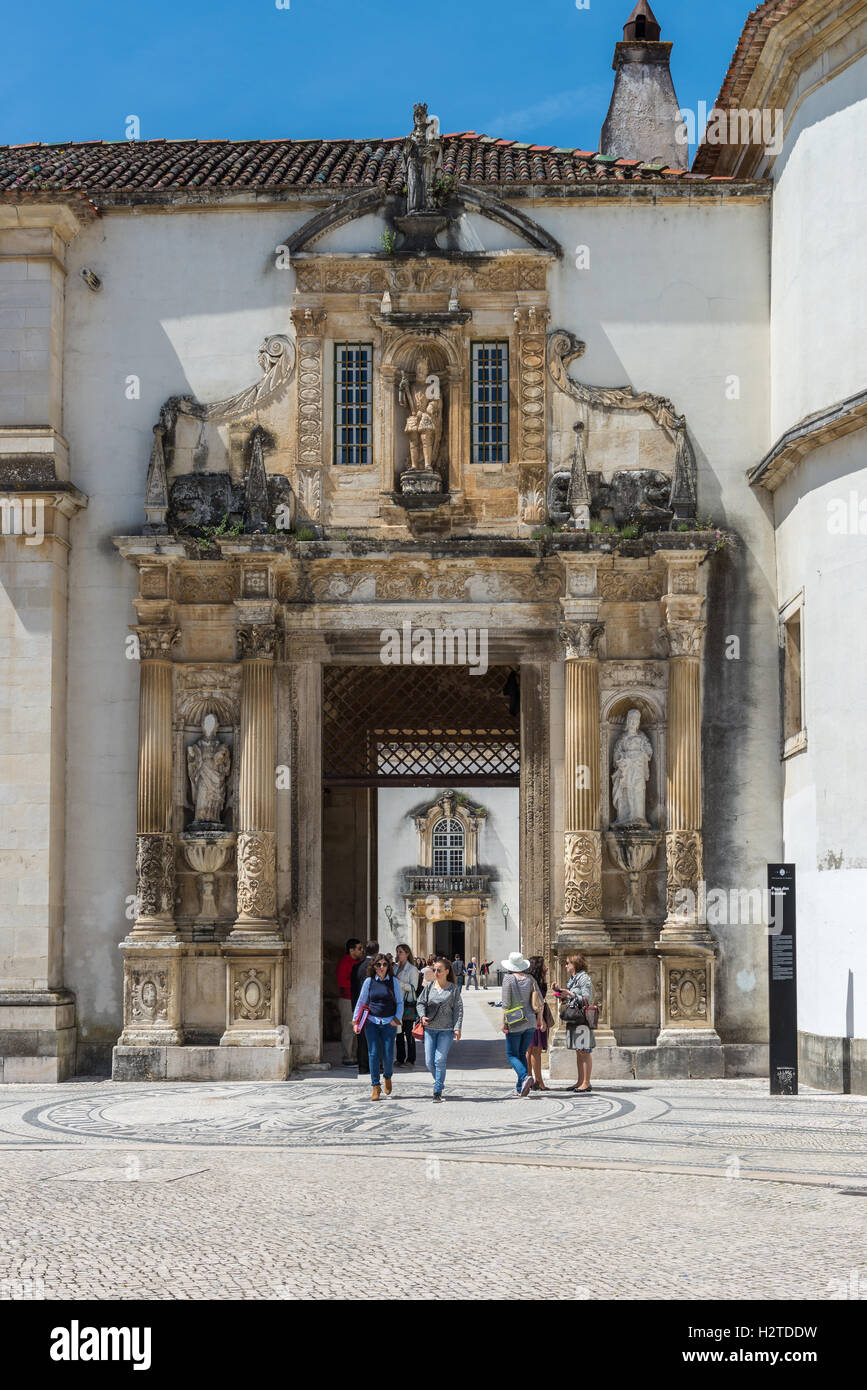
xmin=110 ymin=110 xmax=728 ymax=1079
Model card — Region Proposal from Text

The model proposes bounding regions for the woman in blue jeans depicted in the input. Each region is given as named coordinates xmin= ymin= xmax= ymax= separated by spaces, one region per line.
xmin=353 ymin=954 xmax=403 ymax=1101
xmin=417 ymin=958 xmax=463 ymax=1102
xmin=500 ymin=951 xmax=544 ymax=1097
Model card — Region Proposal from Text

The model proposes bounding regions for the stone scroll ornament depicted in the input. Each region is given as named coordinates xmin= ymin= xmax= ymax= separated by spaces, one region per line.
xmin=546 ymin=330 xmax=697 ymax=515
xmin=564 ymin=832 xmax=603 ymax=918
xmin=144 ymin=335 xmax=296 ymax=530
xmin=236 ymin=832 xmax=277 ymax=920
xmin=135 ymin=834 xmax=175 ymax=919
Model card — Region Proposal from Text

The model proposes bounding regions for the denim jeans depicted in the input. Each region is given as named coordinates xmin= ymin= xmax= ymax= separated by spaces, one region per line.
xmin=504 ymin=1027 xmax=533 ymax=1090
xmin=364 ymin=1021 xmax=397 ymax=1086
xmin=423 ymin=1028 xmax=455 ymax=1095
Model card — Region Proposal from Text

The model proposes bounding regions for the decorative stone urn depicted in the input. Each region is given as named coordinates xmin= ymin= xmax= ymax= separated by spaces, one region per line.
xmin=605 ymin=827 xmax=662 ymax=919
xmin=181 ymin=828 xmax=236 ymax=922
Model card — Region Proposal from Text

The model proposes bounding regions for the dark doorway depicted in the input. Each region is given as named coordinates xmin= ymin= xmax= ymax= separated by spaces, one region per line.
xmin=434 ymin=920 xmax=465 ymax=959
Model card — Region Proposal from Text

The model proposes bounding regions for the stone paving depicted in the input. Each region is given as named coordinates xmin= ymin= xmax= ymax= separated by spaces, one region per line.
xmin=0 ymin=993 xmax=865 ymax=1301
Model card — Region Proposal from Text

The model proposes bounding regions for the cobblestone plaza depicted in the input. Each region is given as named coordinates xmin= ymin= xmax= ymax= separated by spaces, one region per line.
xmin=2 ymin=994 xmax=864 ymax=1302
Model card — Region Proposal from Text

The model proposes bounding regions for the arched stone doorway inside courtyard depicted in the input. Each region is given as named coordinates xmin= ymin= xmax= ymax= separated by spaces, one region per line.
xmin=320 ymin=660 xmax=532 ymax=1061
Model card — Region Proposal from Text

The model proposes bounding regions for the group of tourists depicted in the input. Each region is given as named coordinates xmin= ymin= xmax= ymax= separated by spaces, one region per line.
xmin=337 ymin=937 xmax=596 ymax=1103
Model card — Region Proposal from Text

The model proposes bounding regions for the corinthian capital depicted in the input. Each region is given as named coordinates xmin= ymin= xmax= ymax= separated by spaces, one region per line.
xmin=237 ymin=625 xmax=280 ymax=661
xmin=666 ymin=620 xmax=705 ymax=658
xmin=559 ymin=621 xmax=605 ymax=661
xmin=135 ymin=626 xmax=180 ymax=661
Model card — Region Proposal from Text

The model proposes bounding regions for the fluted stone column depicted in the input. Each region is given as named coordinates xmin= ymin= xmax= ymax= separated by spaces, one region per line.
xmin=657 ymin=570 xmax=720 ymax=1051
xmin=560 ymin=621 xmax=606 ymax=939
xmin=232 ymin=625 xmax=279 ymax=936
xmin=660 ymin=595 xmax=707 ymax=943
xmin=132 ymin=626 xmax=179 ymax=938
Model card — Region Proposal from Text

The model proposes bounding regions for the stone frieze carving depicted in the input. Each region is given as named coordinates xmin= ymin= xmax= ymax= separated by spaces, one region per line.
xmin=236 ymin=831 xmax=277 ymax=921
xmin=293 ymin=257 xmax=548 ymax=296
xmin=598 ymin=572 xmax=665 ymax=602
xmin=135 ymin=833 xmax=175 ymax=919
xmin=178 ymin=571 xmax=237 ymax=605
xmin=564 ymin=831 xmax=603 ymax=918
xmin=600 ymin=661 xmax=667 ymax=689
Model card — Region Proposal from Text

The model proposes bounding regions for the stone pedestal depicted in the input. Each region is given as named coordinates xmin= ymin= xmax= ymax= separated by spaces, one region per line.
xmin=117 ymin=942 xmax=184 ymax=1048
xmin=221 ymin=945 xmax=288 ymax=1047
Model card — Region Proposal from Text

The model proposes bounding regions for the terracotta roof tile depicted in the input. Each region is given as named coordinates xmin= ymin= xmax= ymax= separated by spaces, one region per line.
xmin=0 ymin=130 xmax=756 ymax=203
xmin=692 ymin=0 xmax=805 ymax=174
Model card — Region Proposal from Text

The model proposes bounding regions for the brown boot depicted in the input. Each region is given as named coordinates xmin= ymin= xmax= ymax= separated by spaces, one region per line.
xmin=384 ymin=1078 xmax=393 ymax=1096
xmin=370 ymin=1085 xmax=381 ymax=1101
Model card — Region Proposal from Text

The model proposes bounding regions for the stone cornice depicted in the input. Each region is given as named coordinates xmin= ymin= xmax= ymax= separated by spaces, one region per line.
xmin=749 ymin=386 xmax=867 ymax=491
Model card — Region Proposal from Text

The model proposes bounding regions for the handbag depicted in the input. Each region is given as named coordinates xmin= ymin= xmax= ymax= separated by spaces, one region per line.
xmin=413 ymin=983 xmax=443 ymax=1039
xmin=560 ymin=996 xmax=588 ymax=1026
xmin=503 ymin=975 xmax=531 ymax=1031
xmin=585 ymin=1002 xmax=600 ymax=1030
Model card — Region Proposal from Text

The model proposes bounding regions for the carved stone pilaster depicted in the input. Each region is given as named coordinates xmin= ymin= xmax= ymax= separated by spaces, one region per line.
xmin=516 ymin=307 xmax=549 ymax=524
xmin=236 ymin=831 xmax=277 ymax=921
xmin=564 ymin=832 xmax=603 ymax=918
xmin=656 ymin=952 xmax=720 ymax=1048
xmin=135 ymin=833 xmax=175 ymax=924
xmin=664 ymin=829 xmax=703 ymax=921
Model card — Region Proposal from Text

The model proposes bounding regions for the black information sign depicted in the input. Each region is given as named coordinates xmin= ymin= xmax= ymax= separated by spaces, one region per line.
xmin=768 ymin=863 xmax=798 ymax=1095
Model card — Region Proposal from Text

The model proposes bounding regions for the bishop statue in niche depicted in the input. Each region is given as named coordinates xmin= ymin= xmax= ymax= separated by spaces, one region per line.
xmin=611 ymin=709 xmax=653 ymax=827
xmin=187 ymin=714 xmax=232 ymax=827
xmin=399 ymin=356 xmax=443 ymax=472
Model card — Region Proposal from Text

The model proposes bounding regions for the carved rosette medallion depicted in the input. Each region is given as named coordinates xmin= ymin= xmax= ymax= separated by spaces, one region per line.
xmin=135 ymin=833 xmax=175 ymax=923
xmin=665 ymin=830 xmax=703 ymax=918
xmin=667 ymin=966 xmax=709 ymax=1023
xmin=237 ymin=625 xmax=279 ymax=661
xmin=136 ymin=627 xmax=180 ymax=662
xmin=231 ymin=966 xmax=274 ymax=1024
xmin=559 ymin=621 xmax=605 ymax=661
xmin=564 ymin=831 xmax=603 ymax=919
xmin=235 ymin=831 xmax=277 ymax=922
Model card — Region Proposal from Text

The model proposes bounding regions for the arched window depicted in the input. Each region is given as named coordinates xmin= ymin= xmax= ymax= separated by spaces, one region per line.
xmin=432 ymin=818 xmax=464 ymax=875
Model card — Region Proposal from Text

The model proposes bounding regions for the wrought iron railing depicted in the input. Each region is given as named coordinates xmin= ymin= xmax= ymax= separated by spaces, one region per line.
xmin=406 ymin=874 xmax=490 ymax=895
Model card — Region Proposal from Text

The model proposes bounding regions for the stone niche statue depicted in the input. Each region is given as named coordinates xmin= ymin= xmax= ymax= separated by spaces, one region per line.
xmin=187 ymin=714 xmax=232 ymax=827
xmin=399 ymin=357 xmax=443 ymax=472
xmin=611 ymin=709 xmax=653 ymax=827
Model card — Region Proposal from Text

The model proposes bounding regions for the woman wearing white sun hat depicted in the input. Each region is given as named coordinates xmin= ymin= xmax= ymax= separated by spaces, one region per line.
xmin=500 ymin=951 xmax=544 ymax=1097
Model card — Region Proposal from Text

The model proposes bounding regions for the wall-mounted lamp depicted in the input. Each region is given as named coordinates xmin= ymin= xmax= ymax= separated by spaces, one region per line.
xmin=501 ymin=903 xmax=510 ymax=930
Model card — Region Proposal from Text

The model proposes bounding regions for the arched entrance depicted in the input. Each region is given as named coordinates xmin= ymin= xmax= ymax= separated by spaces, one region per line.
xmin=434 ymin=920 xmax=465 ymax=959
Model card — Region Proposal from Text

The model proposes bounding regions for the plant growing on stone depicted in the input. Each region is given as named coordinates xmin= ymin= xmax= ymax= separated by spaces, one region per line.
xmin=380 ymin=228 xmax=398 ymax=256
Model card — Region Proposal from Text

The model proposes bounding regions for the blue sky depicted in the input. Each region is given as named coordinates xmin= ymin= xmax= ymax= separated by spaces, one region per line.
xmin=1 ymin=0 xmax=751 ymax=154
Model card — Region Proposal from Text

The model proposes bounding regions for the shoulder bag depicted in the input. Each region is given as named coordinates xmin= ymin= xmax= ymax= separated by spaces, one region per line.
xmin=503 ymin=975 xmax=532 ymax=1032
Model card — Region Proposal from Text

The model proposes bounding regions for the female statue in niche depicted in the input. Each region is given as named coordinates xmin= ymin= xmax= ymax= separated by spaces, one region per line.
xmin=611 ymin=709 xmax=653 ymax=827
xmin=187 ymin=713 xmax=232 ymax=825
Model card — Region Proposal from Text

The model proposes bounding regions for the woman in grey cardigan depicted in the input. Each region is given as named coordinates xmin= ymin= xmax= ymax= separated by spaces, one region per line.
xmin=557 ymin=952 xmax=595 ymax=1093
xmin=416 ymin=957 xmax=463 ymax=1102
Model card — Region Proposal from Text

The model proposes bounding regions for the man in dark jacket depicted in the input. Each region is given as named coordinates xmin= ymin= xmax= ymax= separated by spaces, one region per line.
xmin=351 ymin=940 xmax=379 ymax=1077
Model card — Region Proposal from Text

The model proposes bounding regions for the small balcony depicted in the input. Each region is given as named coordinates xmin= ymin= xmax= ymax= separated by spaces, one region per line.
xmin=405 ymin=872 xmax=490 ymax=897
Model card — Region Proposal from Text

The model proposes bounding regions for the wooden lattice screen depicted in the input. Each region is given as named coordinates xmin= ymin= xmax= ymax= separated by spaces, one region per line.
xmin=322 ymin=665 xmax=520 ymax=786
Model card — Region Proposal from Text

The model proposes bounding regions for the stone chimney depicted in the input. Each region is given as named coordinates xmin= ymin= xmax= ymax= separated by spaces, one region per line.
xmin=599 ymin=2 xmax=688 ymax=169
